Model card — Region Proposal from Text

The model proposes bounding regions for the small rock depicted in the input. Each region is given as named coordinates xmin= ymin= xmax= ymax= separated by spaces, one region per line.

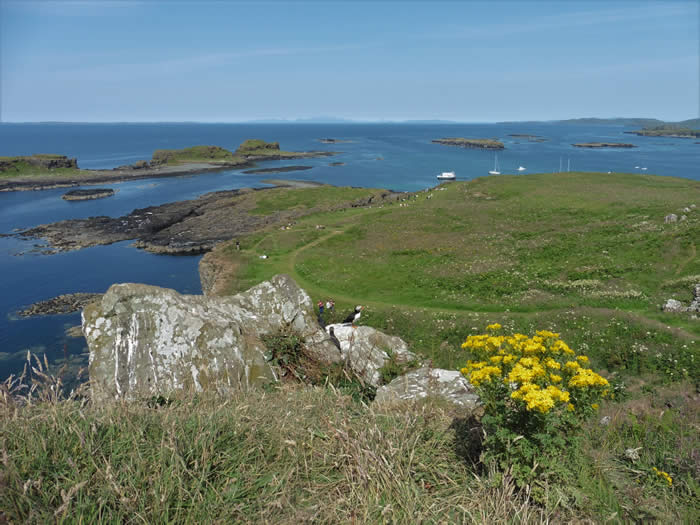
xmin=662 ymin=299 xmax=685 ymax=312
xmin=374 ymin=367 xmax=480 ymax=410
xmin=682 ymin=207 xmax=691 ymax=213
xmin=324 ymin=324 xmax=417 ymax=387
xmin=600 ymin=416 xmax=611 ymax=426
xmin=680 ymin=215 xmax=687 ymax=221
xmin=624 ymin=447 xmax=641 ymax=461
xmin=664 ymin=214 xmax=678 ymax=223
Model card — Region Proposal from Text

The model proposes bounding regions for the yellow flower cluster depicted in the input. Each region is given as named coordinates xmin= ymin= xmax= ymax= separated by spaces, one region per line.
xmin=652 ymin=467 xmax=673 ymax=486
xmin=461 ymin=326 xmax=609 ymax=414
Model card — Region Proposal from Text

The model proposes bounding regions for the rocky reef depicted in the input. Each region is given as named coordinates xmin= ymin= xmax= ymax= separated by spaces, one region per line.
xmin=18 ymin=292 xmax=102 ymax=317
xmin=62 ymin=188 xmax=115 ymax=201
xmin=572 ymin=142 xmax=636 ymax=148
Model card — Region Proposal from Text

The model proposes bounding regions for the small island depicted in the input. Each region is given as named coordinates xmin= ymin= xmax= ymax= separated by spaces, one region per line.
xmin=572 ymin=142 xmax=636 ymax=148
xmin=432 ymin=137 xmax=505 ymax=150
xmin=62 ymin=188 xmax=115 ymax=201
xmin=329 ymin=162 xmax=345 ymax=166
xmin=0 ymin=140 xmax=335 ymax=192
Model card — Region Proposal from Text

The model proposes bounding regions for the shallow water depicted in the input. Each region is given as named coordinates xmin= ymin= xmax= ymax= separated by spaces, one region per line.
xmin=0 ymin=122 xmax=697 ymax=379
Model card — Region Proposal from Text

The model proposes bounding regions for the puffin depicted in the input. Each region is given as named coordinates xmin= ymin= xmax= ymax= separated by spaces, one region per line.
xmin=342 ymin=305 xmax=363 ymax=327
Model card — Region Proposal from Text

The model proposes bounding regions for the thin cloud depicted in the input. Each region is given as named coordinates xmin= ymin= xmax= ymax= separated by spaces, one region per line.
xmin=426 ymin=3 xmax=697 ymax=40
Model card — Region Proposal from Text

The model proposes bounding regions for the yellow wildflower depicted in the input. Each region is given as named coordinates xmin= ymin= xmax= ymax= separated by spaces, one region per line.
xmin=652 ymin=467 xmax=673 ymax=486
xmin=568 ymin=368 xmax=609 ymax=388
xmin=486 ymin=323 xmax=502 ymax=331
xmin=550 ymin=373 xmax=562 ymax=383
xmin=576 ymin=355 xmax=589 ymax=364
xmin=544 ymin=357 xmax=561 ymax=370
xmin=591 ymin=403 xmax=599 ymax=410
xmin=469 ymin=365 xmax=502 ymax=387
xmin=567 ymin=403 xmax=575 ymax=412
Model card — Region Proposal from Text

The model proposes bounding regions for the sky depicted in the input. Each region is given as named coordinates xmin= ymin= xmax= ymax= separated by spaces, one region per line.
xmin=1 ymin=0 xmax=698 ymax=122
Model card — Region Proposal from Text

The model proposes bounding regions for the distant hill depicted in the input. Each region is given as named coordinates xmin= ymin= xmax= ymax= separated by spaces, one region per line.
xmin=556 ymin=117 xmax=665 ymax=127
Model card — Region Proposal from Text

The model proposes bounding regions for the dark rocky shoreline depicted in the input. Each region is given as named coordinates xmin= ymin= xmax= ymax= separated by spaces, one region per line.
xmin=12 ymin=183 xmax=403 ymax=255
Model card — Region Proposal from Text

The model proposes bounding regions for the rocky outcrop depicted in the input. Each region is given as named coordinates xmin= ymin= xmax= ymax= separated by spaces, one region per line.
xmin=18 ymin=292 xmax=102 ymax=317
xmin=324 ymin=324 xmax=418 ymax=387
xmin=84 ymin=274 xmax=343 ymax=401
xmin=374 ymin=367 xmax=480 ymax=410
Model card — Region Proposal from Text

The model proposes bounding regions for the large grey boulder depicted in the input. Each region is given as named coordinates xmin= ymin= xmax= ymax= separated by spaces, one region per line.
xmin=325 ymin=324 xmax=418 ymax=387
xmin=374 ymin=367 xmax=480 ymax=410
xmin=83 ymin=274 xmax=342 ymax=401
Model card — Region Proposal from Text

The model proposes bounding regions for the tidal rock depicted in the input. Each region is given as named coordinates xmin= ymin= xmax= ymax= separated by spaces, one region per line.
xmin=84 ymin=274 xmax=342 ymax=401
xmin=664 ymin=214 xmax=678 ymax=223
xmin=662 ymin=298 xmax=684 ymax=312
xmin=62 ymin=188 xmax=115 ymax=201
xmin=374 ymin=367 xmax=480 ymax=410
xmin=325 ymin=324 xmax=418 ymax=387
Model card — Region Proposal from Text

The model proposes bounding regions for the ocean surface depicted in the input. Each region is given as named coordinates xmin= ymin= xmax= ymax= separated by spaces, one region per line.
xmin=1 ymin=122 xmax=698 ymax=381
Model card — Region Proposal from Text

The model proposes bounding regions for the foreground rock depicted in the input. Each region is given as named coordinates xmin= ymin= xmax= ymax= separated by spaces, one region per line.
xmin=62 ymin=188 xmax=115 ymax=201
xmin=84 ymin=274 xmax=343 ymax=401
xmin=18 ymin=292 xmax=102 ymax=317
xmin=374 ymin=367 xmax=480 ymax=410
xmin=324 ymin=324 xmax=418 ymax=387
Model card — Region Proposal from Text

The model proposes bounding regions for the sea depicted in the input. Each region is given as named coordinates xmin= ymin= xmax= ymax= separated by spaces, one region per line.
xmin=1 ymin=122 xmax=698 ymax=381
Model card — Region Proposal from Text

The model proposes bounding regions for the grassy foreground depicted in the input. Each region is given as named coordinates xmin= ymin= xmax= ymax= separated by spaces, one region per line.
xmin=1 ymin=171 xmax=699 ymax=522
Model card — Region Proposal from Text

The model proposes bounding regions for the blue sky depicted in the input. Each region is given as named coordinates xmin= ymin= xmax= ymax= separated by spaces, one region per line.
xmin=1 ymin=0 xmax=698 ymax=122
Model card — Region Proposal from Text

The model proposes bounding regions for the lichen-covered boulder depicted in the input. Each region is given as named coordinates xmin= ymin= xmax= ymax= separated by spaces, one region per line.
xmin=662 ymin=298 xmax=685 ymax=312
xmin=374 ymin=367 xmax=480 ymax=410
xmin=83 ymin=274 xmax=342 ymax=401
xmin=324 ymin=324 xmax=418 ymax=387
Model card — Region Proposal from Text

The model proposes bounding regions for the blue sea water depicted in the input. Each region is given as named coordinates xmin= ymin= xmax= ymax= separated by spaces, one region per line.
xmin=0 ymin=122 xmax=698 ymax=380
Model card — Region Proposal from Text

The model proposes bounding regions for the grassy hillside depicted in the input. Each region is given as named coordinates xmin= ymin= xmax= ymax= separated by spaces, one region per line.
xmin=2 ymin=172 xmax=698 ymax=522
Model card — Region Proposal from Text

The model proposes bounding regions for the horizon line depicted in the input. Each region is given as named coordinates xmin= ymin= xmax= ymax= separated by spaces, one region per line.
xmin=1 ymin=116 xmax=693 ymax=125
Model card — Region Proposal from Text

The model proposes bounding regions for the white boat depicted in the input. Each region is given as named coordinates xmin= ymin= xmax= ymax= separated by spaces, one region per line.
xmin=517 ymin=166 xmax=526 ymax=171
xmin=437 ymin=171 xmax=456 ymax=180
xmin=641 ymin=167 xmax=647 ymax=171
xmin=488 ymin=154 xmax=501 ymax=175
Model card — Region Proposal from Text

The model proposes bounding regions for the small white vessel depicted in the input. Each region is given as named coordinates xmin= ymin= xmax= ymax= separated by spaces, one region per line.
xmin=517 ymin=166 xmax=526 ymax=171
xmin=641 ymin=167 xmax=647 ymax=171
xmin=489 ymin=154 xmax=501 ymax=175
xmin=634 ymin=166 xmax=640 ymax=169
xmin=437 ymin=171 xmax=456 ymax=180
